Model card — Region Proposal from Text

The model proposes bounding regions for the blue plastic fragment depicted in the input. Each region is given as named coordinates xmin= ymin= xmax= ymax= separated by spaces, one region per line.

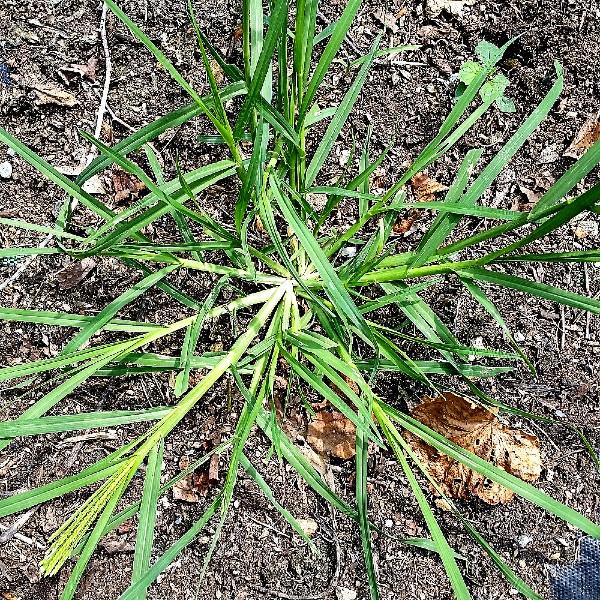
xmin=550 ymin=537 xmax=600 ymax=600
xmin=0 ymin=63 xmax=11 ymax=86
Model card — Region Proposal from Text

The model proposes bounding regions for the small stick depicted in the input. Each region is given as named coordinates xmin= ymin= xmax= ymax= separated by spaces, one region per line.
xmin=584 ymin=263 xmax=591 ymax=340
xmin=0 ymin=524 xmax=45 ymax=550
xmin=0 ymin=507 xmax=45 ymax=550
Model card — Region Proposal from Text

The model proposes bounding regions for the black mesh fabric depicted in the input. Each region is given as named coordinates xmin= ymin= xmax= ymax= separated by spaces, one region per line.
xmin=550 ymin=537 xmax=600 ymax=600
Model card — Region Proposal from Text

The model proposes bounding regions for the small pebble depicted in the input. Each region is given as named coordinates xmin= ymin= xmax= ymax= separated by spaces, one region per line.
xmin=384 ymin=519 xmax=394 ymax=528
xmin=0 ymin=161 xmax=13 ymax=179
xmin=538 ymin=146 xmax=559 ymax=164
xmin=517 ymin=534 xmax=533 ymax=548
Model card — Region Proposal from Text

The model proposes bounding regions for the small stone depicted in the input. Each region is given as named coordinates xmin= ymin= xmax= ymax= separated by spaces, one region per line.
xmin=384 ymin=519 xmax=394 ymax=528
xmin=574 ymin=220 xmax=598 ymax=239
xmin=0 ymin=161 xmax=13 ymax=179
xmin=297 ymin=518 xmax=318 ymax=537
xmin=340 ymin=246 xmax=357 ymax=258
xmin=514 ymin=331 xmax=526 ymax=342
xmin=538 ymin=145 xmax=559 ymax=164
xmin=336 ymin=588 xmax=357 ymax=600
xmin=517 ymin=534 xmax=533 ymax=548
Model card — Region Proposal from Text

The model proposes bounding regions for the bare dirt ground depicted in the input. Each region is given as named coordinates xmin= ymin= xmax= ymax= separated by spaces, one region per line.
xmin=1 ymin=1 xmax=599 ymax=599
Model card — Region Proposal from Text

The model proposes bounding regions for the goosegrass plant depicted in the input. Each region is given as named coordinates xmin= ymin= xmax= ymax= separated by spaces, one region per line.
xmin=1 ymin=1 xmax=600 ymax=598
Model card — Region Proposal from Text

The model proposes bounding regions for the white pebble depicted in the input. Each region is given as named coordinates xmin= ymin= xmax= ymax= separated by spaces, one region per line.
xmin=0 ymin=161 xmax=13 ymax=179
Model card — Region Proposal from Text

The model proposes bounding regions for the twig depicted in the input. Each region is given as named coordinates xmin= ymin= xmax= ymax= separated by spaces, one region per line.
xmin=0 ymin=523 xmax=45 ymax=550
xmin=91 ymin=1 xmax=112 ymax=159
xmin=584 ymin=263 xmax=591 ymax=340
xmin=0 ymin=235 xmax=52 ymax=292
xmin=0 ymin=508 xmax=45 ymax=550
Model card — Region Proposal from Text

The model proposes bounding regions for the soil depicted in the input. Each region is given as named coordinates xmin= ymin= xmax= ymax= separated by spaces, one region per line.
xmin=1 ymin=1 xmax=599 ymax=599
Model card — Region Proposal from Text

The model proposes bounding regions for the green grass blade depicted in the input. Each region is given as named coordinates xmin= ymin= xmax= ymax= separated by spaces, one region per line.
xmin=459 ymin=276 xmax=535 ymax=374
xmin=530 ymin=137 xmax=600 ymax=218
xmin=235 ymin=119 xmax=265 ymax=233
xmin=0 ymin=307 xmax=161 ymax=332
xmin=0 ymin=462 xmax=123 ymax=519
xmin=0 ymin=343 xmax=139 ymax=452
xmin=233 ymin=0 xmax=288 ymax=138
xmin=356 ymin=429 xmax=379 ymax=600
xmin=61 ymin=264 xmax=178 ymax=355
xmin=105 ymin=0 xmax=234 ymax=147
xmin=175 ymin=276 xmax=228 ymax=396
xmin=131 ymin=440 xmax=164 ymax=599
xmin=0 ymin=217 xmax=85 ymax=241
xmin=0 ymin=126 xmax=113 ymax=221
xmin=240 ymin=454 xmax=316 ymax=550
xmin=381 ymin=420 xmax=471 ymax=599
xmin=117 ymin=496 xmax=222 ymax=600
xmin=0 ymin=407 xmax=170 ymax=438
xmin=271 ymin=176 xmax=375 ymax=347
xmin=418 ymin=63 xmax=564 ymax=259
xmin=299 ymin=0 xmax=362 ymax=121
xmin=497 ymin=249 xmax=600 ymax=263
xmin=59 ymin=472 xmax=133 ymax=600
xmin=458 ymin=267 xmax=600 ymax=314
xmin=305 ymin=36 xmax=380 ymax=188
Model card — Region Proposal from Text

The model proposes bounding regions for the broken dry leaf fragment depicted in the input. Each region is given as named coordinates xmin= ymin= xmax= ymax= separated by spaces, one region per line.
xmin=31 ymin=83 xmax=77 ymax=107
xmin=405 ymin=392 xmax=541 ymax=505
xmin=55 ymin=258 xmax=97 ymax=290
xmin=112 ymin=168 xmax=146 ymax=204
xmin=394 ymin=173 xmax=448 ymax=234
xmin=307 ymin=410 xmax=356 ymax=460
xmin=410 ymin=173 xmax=448 ymax=203
xmin=564 ymin=112 xmax=600 ymax=159
xmin=173 ymin=455 xmax=213 ymax=503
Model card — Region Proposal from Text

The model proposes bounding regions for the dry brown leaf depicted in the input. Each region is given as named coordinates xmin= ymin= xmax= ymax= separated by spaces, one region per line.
xmin=32 ymin=83 xmax=77 ymax=107
xmin=307 ymin=410 xmax=356 ymax=460
xmin=56 ymin=258 xmax=97 ymax=290
xmin=394 ymin=173 xmax=448 ymax=234
xmin=410 ymin=173 xmax=448 ymax=203
xmin=254 ymin=215 xmax=266 ymax=234
xmin=564 ymin=113 xmax=600 ymax=159
xmin=2 ymin=593 xmax=20 ymax=600
xmin=112 ymin=168 xmax=146 ymax=204
xmin=173 ymin=455 xmax=212 ymax=503
xmin=405 ymin=392 xmax=541 ymax=505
